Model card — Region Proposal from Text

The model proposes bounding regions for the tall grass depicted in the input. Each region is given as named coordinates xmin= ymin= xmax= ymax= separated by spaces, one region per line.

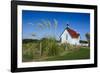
xmin=22 ymin=38 xmax=81 ymax=62
xmin=41 ymin=37 xmax=62 ymax=56
xmin=22 ymin=42 xmax=40 ymax=62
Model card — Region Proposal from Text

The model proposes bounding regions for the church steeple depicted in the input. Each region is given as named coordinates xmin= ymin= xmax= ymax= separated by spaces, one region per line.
xmin=66 ymin=24 xmax=70 ymax=29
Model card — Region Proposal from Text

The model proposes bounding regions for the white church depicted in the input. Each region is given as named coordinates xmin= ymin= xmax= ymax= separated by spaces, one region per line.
xmin=60 ymin=24 xmax=80 ymax=45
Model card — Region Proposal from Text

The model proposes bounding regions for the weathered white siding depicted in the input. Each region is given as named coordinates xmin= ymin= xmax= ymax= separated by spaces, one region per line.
xmin=61 ymin=30 xmax=80 ymax=45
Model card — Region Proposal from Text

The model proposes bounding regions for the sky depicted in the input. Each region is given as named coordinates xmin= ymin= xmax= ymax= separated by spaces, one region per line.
xmin=22 ymin=10 xmax=90 ymax=40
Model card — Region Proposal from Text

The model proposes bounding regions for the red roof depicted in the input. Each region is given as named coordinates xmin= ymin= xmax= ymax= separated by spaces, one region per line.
xmin=66 ymin=28 xmax=79 ymax=38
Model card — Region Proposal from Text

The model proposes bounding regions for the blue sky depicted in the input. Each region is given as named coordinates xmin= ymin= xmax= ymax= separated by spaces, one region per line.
xmin=22 ymin=10 xmax=90 ymax=40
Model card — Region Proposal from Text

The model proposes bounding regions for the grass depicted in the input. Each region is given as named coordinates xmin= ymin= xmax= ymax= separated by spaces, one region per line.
xmin=45 ymin=47 xmax=90 ymax=61
xmin=22 ymin=38 xmax=90 ymax=62
xmin=22 ymin=42 xmax=40 ymax=62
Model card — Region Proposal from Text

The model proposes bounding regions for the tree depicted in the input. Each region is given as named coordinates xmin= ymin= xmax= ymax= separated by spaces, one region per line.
xmin=85 ymin=33 xmax=90 ymax=47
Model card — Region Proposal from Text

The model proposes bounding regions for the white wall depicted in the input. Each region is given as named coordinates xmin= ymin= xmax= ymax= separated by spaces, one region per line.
xmin=0 ymin=0 xmax=99 ymax=73
xmin=61 ymin=30 xmax=68 ymax=43
xmin=61 ymin=30 xmax=72 ymax=43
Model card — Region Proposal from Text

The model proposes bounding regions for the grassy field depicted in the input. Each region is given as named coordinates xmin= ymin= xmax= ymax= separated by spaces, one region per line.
xmin=22 ymin=42 xmax=90 ymax=62
xmin=22 ymin=38 xmax=90 ymax=62
xmin=45 ymin=47 xmax=90 ymax=61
